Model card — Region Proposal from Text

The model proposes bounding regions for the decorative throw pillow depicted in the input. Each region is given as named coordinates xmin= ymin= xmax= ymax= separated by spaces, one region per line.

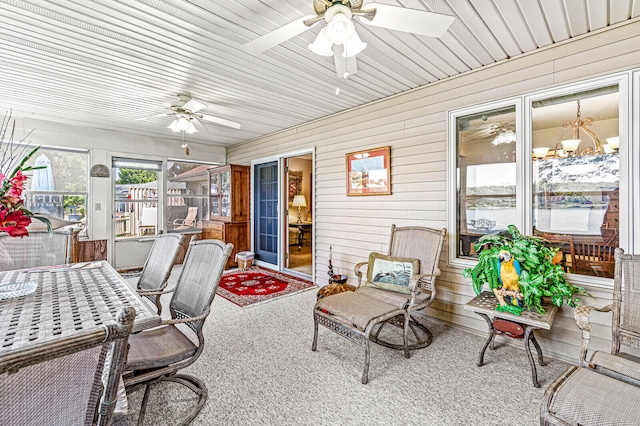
xmin=365 ymin=252 xmax=420 ymax=294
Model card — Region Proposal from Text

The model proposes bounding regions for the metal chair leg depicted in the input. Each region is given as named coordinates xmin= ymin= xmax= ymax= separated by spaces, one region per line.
xmin=362 ymin=338 xmax=370 ymax=384
xmin=136 ymin=383 xmax=154 ymax=426
xmin=312 ymin=317 xmax=319 ymax=351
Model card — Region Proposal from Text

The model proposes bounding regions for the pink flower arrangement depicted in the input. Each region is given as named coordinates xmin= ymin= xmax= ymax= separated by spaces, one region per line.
xmin=1 ymin=112 xmax=50 ymax=237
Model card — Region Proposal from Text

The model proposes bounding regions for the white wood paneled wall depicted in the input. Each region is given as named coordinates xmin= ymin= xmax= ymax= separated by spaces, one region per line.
xmin=227 ymin=21 xmax=640 ymax=363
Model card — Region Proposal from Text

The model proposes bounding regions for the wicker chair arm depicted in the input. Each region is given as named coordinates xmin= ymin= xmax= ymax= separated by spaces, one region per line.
xmin=408 ymin=268 xmax=442 ymax=291
xmin=136 ymin=286 xmax=176 ymax=297
xmin=161 ymin=310 xmax=209 ymax=326
xmin=353 ymin=261 xmax=368 ymax=288
xmin=575 ymin=303 xmax=613 ymax=367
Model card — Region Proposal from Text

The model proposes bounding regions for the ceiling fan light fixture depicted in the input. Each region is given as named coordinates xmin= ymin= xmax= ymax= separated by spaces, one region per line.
xmin=177 ymin=116 xmax=191 ymax=132
xmin=186 ymin=120 xmax=198 ymax=134
xmin=309 ymin=27 xmax=334 ymax=56
xmin=168 ymin=119 xmax=181 ymax=132
xmin=326 ymin=13 xmax=354 ymax=45
xmin=342 ymin=29 xmax=366 ymax=57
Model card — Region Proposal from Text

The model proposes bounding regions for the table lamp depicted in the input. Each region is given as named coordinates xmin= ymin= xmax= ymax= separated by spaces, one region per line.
xmin=292 ymin=195 xmax=307 ymax=224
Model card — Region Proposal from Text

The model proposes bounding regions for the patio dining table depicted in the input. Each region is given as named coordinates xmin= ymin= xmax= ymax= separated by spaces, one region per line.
xmin=0 ymin=260 xmax=161 ymax=359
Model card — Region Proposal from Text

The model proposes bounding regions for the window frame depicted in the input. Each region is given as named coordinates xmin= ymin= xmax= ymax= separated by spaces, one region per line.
xmin=448 ymin=71 xmax=631 ymax=288
xmin=23 ymin=145 xmax=89 ymax=229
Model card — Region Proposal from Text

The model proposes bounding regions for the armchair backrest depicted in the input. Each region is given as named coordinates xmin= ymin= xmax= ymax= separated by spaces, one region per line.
xmin=0 ymin=307 xmax=134 ymax=426
xmin=170 ymin=239 xmax=233 ymax=336
xmin=137 ymin=233 xmax=184 ymax=292
xmin=613 ymin=248 xmax=640 ymax=354
xmin=387 ymin=225 xmax=447 ymax=291
xmin=0 ymin=229 xmax=73 ymax=271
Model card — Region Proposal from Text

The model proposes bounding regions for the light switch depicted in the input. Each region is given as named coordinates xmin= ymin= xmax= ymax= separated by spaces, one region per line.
xmin=95 ymin=203 xmax=101 ymax=210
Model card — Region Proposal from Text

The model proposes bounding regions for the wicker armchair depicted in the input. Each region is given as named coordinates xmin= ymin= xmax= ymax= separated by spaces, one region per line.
xmin=0 ymin=307 xmax=135 ymax=425
xmin=313 ymin=225 xmax=446 ymax=383
xmin=123 ymin=239 xmax=233 ymax=425
xmin=0 ymin=229 xmax=73 ymax=271
xmin=540 ymin=248 xmax=640 ymax=425
xmin=134 ymin=233 xmax=185 ymax=315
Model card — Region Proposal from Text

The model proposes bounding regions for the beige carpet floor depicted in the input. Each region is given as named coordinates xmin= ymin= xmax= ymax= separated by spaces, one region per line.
xmin=125 ymin=282 xmax=569 ymax=426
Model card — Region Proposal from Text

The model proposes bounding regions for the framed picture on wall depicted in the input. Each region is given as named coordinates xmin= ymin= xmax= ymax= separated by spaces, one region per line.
xmin=346 ymin=146 xmax=391 ymax=196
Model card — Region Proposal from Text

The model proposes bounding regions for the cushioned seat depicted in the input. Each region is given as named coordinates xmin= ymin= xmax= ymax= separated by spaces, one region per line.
xmin=316 ymin=291 xmax=404 ymax=331
xmin=589 ymin=351 xmax=640 ymax=385
xmin=125 ymin=325 xmax=197 ymax=370
xmin=542 ymin=366 xmax=640 ymax=426
xmin=355 ymin=285 xmax=431 ymax=309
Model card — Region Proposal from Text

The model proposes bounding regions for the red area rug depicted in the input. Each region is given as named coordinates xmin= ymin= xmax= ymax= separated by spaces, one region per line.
xmin=217 ymin=267 xmax=315 ymax=308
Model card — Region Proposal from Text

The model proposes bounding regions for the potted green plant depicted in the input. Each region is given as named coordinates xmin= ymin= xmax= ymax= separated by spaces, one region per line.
xmin=463 ymin=224 xmax=588 ymax=315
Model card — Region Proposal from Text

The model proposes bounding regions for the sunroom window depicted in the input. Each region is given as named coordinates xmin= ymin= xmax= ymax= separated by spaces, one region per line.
xmin=23 ymin=147 xmax=88 ymax=228
xmin=452 ymin=83 xmax=621 ymax=280
xmin=531 ymin=87 xmax=619 ymax=278
xmin=166 ymin=161 xmax=210 ymax=230
xmin=456 ymin=106 xmax=517 ymax=258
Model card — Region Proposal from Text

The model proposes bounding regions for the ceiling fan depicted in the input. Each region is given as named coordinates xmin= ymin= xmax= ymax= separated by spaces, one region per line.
xmin=242 ymin=0 xmax=455 ymax=79
xmin=137 ymin=94 xmax=242 ymax=133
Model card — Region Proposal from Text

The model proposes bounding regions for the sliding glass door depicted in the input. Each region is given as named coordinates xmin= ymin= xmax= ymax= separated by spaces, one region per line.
xmin=254 ymin=161 xmax=278 ymax=265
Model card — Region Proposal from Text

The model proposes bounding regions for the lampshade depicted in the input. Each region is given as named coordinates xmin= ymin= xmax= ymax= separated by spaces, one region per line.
xmin=186 ymin=120 xmax=197 ymax=134
xmin=292 ymin=194 xmax=307 ymax=208
xmin=533 ymin=147 xmax=549 ymax=159
xmin=309 ymin=27 xmax=334 ymax=56
xmin=326 ymin=13 xmax=354 ymax=45
xmin=561 ymin=139 xmax=581 ymax=153
xmin=342 ymin=29 xmax=367 ymax=57
xmin=606 ymin=136 xmax=620 ymax=149
xmin=177 ymin=116 xmax=191 ymax=132
xmin=168 ymin=119 xmax=181 ymax=132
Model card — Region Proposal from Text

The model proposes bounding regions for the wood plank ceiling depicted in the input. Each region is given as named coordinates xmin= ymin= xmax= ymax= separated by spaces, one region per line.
xmin=1 ymin=0 xmax=638 ymax=148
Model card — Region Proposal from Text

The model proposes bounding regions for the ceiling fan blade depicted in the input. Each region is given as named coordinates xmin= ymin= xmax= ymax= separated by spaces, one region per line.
xmin=182 ymin=98 xmax=207 ymax=113
xmin=135 ymin=113 xmax=170 ymax=121
xmin=359 ymin=3 xmax=454 ymax=38
xmin=200 ymin=114 xmax=242 ymax=130
xmin=192 ymin=118 xmax=208 ymax=133
xmin=242 ymin=15 xmax=319 ymax=54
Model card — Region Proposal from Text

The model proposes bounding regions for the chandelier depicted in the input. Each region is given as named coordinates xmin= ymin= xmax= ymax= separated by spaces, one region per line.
xmin=533 ymin=100 xmax=618 ymax=160
xmin=489 ymin=124 xmax=516 ymax=146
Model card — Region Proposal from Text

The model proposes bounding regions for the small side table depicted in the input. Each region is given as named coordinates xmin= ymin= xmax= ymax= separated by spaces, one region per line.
xmin=317 ymin=277 xmax=355 ymax=300
xmin=464 ymin=291 xmax=558 ymax=387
